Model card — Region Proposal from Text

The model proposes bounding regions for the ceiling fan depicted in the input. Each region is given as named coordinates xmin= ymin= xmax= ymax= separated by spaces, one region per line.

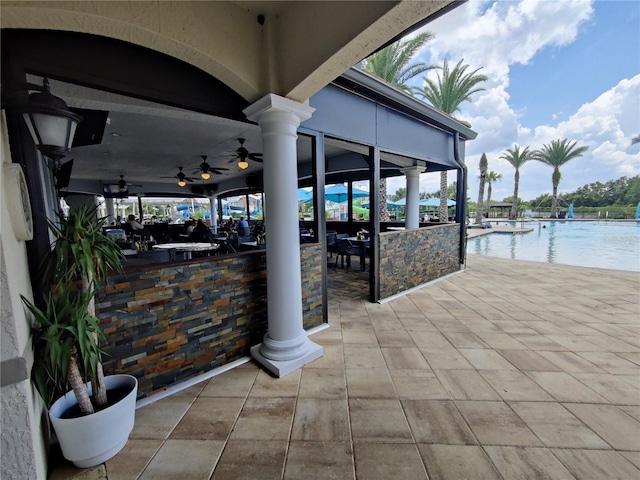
xmin=194 ymin=155 xmax=229 ymax=180
xmin=226 ymin=138 xmax=263 ymax=170
xmin=117 ymin=175 xmax=142 ymax=192
xmin=162 ymin=167 xmax=196 ymax=187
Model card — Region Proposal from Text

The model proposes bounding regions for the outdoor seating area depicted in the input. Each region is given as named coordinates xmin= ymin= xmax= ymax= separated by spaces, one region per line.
xmin=50 ymin=255 xmax=640 ymax=479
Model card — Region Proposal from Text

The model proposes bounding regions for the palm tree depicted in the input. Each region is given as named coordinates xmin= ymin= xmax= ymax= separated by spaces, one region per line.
xmin=500 ymin=144 xmax=533 ymax=219
xmin=632 ymin=134 xmax=640 ymax=146
xmin=415 ymin=59 xmax=488 ymax=221
xmin=475 ymin=153 xmax=488 ymax=224
xmin=484 ymin=170 xmax=503 ymax=217
xmin=533 ymin=138 xmax=589 ymax=218
xmin=362 ymin=32 xmax=435 ymax=221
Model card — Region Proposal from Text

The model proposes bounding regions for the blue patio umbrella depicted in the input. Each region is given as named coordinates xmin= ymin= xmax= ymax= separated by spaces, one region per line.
xmin=361 ymin=200 xmax=396 ymax=208
xmin=420 ymin=197 xmax=456 ymax=207
xmin=323 ymin=184 xmax=369 ymax=203
xmin=298 ymin=189 xmax=313 ymax=202
xmin=568 ymin=203 xmax=574 ymax=219
xmin=635 ymin=202 xmax=640 ymax=219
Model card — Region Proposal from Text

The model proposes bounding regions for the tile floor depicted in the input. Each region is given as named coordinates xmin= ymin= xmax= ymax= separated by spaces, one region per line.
xmin=50 ymin=254 xmax=640 ymax=479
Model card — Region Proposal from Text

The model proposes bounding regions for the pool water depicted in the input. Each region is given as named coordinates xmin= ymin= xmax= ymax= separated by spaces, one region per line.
xmin=468 ymin=221 xmax=640 ymax=272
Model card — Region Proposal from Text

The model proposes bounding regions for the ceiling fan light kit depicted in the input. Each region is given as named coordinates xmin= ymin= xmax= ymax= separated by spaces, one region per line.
xmin=238 ymin=159 xmax=249 ymax=170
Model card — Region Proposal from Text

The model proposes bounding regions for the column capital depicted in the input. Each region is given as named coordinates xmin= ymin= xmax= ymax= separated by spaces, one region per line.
xmin=244 ymin=94 xmax=315 ymax=124
xmin=400 ymin=166 xmax=426 ymax=177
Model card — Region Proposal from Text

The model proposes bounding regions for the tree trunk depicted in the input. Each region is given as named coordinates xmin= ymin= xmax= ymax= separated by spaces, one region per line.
xmin=510 ymin=169 xmax=519 ymax=219
xmin=486 ymin=184 xmax=493 ymax=218
xmin=439 ymin=171 xmax=448 ymax=222
xmin=379 ymin=178 xmax=389 ymax=222
xmin=550 ymin=168 xmax=560 ymax=218
xmin=69 ymin=351 xmax=94 ymax=415
xmin=475 ymin=154 xmax=488 ymax=224
xmin=82 ymin=272 xmax=108 ymax=408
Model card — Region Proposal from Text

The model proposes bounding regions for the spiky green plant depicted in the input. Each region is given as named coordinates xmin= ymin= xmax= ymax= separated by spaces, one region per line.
xmin=22 ymin=284 xmax=105 ymax=414
xmin=32 ymin=204 xmax=124 ymax=414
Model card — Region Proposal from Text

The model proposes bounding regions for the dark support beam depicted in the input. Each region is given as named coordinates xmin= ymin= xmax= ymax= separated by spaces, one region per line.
xmin=369 ymin=146 xmax=380 ymax=302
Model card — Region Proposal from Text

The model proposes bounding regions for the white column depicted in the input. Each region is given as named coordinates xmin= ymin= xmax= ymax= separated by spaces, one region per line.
xmin=209 ymin=195 xmax=218 ymax=232
xmin=105 ymin=197 xmax=116 ymax=225
xmin=244 ymin=94 xmax=323 ymax=377
xmin=401 ymin=166 xmax=425 ymax=229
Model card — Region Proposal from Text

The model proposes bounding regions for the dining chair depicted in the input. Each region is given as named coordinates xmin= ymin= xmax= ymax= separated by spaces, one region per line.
xmin=334 ymin=238 xmax=363 ymax=272
xmin=326 ymin=232 xmax=337 ymax=258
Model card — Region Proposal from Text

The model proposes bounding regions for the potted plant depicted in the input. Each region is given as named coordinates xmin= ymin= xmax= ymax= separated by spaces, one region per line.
xmin=21 ymin=204 xmax=137 ymax=468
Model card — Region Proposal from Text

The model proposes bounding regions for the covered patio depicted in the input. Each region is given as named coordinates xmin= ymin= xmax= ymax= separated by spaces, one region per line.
xmin=51 ymin=255 xmax=640 ymax=479
xmin=2 ymin=2 xmax=478 ymax=476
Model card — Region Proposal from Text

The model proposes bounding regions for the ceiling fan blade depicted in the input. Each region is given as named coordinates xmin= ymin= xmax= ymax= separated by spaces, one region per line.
xmin=248 ymin=153 xmax=263 ymax=162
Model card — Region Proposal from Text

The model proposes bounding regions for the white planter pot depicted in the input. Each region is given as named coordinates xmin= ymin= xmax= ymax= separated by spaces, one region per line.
xmin=49 ymin=374 xmax=138 ymax=468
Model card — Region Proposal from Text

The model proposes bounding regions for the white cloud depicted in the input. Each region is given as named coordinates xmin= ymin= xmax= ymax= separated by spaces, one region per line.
xmin=405 ymin=0 xmax=639 ymax=205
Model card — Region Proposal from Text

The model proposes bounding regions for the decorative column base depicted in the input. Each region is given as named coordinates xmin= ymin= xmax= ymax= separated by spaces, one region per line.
xmin=251 ymin=339 xmax=323 ymax=377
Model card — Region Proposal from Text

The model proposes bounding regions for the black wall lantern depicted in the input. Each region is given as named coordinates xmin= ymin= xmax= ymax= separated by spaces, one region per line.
xmin=5 ymin=77 xmax=83 ymax=160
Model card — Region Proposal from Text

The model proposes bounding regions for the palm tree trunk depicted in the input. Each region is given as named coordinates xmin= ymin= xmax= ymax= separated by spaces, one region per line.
xmin=82 ymin=273 xmax=108 ymax=408
xmin=439 ymin=171 xmax=448 ymax=222
xmin=379 ymin=178 xmax=389 ymax=222
xmin=550 ymin=168 xmax=560 ymax=218
xmin=510 ymin=169 xmax=519 ymax=220
xmin=486 ymin=184 xmax=493 ymax=218
xmin=69 ymin=350 xmax=95 ymax=415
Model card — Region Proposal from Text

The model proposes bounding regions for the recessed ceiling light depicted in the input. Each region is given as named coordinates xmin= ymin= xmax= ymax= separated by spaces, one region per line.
xmin=111 ymin=132 xmax=121 ymax=137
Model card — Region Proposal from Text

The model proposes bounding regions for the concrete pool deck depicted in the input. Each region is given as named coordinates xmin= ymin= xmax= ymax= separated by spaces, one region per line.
xmin=51 ymin=255 xmax=640 ymax=480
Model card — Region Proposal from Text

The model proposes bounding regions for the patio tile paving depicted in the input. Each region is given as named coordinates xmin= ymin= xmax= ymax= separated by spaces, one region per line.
xmin=509 ymin=401 xmax=609 ymax=449
xmin=434 ymin=369 xmax=503 ymax=400
xmin=50 ymin=255 xmax=640 ymax=480
xmin=389 ymin=369 xmax=450 ymax=400
xmin=298 ymin=368 xmax=347 ymax=398
xmin=478 ymin=370 xmax=555 ymax=402
xmin=352 ymin=443 xmax=427 ymax=480
xmin=417 ymin=444 xmax=501 ymax=480
xmin=211 ymin=440 xmax=287 ymax=480
xmin=483 ymin=446 xmax=575 ymax=480
xmin=458 ymin=348 xmax=517 ymax=370
xmin=455 ymin=401 xmax=543 ymax=446
xmin=129 ymin=397 xmax=193 ymax=440
xmin=402 ymin=400 xmax=477 ymax=444
xmin=169 ymin=397 xmax=245 ymax=440
xmin=380 ymin=347 xmax=430 ymax=370
xmin=552 ymin=449 xmax=640 ymax=480
xmin=229 ymin=397 xmax=296 ymax=441
xmin=283 ymin=442 xmax=354 ymax=480
xmin=103 ymin=439 xmax=162 ymax=480
xmin=291 ymin=398 xmax=350 ymax=441
xmin=496 ymin=348 xmax=563 ymax=371
xmin=526 ymin=371 xmax=608 ymax=403
xmin=563 ymin=403 xmax=640 ymax=450
xmin=138 ymin=439 xmax=224 ymax=480
xmin=349 ymin=398 xmax=413 ymax=443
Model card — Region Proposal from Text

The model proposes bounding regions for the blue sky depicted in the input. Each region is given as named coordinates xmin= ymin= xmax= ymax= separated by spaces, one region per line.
xmin=386 ymin=0 xmax=640 ymax=204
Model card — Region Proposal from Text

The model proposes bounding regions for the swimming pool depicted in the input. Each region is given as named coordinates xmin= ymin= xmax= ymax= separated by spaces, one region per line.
xmin=468 ymin=221 xmax=640 ymax=272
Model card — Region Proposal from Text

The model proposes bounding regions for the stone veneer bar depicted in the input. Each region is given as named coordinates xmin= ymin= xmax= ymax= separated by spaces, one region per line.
xmin=96 ymin=244 xmax=324 ymax=398
xmin=379 ymin=224 xmax=461 ymax=299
